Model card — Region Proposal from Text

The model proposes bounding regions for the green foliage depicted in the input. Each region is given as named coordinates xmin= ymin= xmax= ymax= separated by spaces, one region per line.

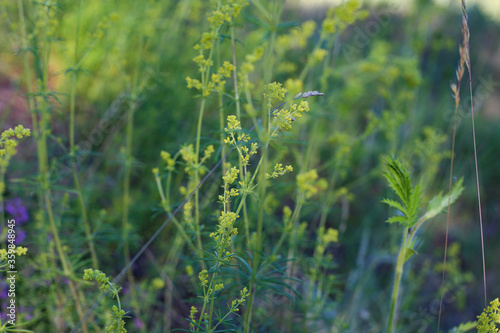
xmin=0 ymin=0 xmax=497 ymax=331
xmin=83 ymin=269 xmax=129 ymax=332
xmin=448 ymin=321 xmax=477 ymax=333
xmin=424 ymin=178 xmax=464 ymax=221
xmin=382 ymin=156 xmax=423 ymax=227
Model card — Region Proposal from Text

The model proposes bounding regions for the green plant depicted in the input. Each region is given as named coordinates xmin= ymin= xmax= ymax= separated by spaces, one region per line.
xmin=83 ymin=269 xmax=129 ymax=332
xmin=382 ymin=156 xmax=464 ymax=333
xmin=476 ymin=298 xmax=500 ymax=333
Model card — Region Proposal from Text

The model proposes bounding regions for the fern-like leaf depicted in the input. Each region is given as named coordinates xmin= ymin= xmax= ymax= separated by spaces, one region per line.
xmin=382 ymin=156 xmax=423 ymax=227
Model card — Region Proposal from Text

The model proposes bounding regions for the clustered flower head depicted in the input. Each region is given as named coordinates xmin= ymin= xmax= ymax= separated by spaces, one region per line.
xmin=272 ymin=100 xmax=310 ymax=135
xmin=265 ymin=82 xmax=287 ymax=109
xmin=309 ymin=48 xmax=328 ymax=66
xmin=224 ymin=115 xmax=258 ymax=165
xmin=160 ymin=150 xmax=176 ymax=171
xmin=0 ymin=246 xmax=28 ymax=261
xmin=180 ymin=144 xmax=205 ymax=175
xmin=477 ymin=298 xmax=500 ymax=333
xmin=296 ymin=169 xmax=328 ymax=199
xmin=266 ymin=163 xmax=293 ymax=179
xmin=219 ymin=166 xmax=240 ymax=204
xmin=209 ymin=211 xmax=239 ymax=247
xmin=83 ymin=268 xmax=112 ymax=292
xmin=321 ymin=0 xmax=369 ymax=36
xmin=105 ymin=305 xmax=127 ymax=333
xmin=0 ymin=125 xmax=31 ymax=157
xmin=230 ymin=287 xmax=250 ymax=312
xmin=240 ymin=46 xmax=264 ymax=77
xmin=315 ymin=227 xmax=339 ymax=256
xmin=276 ymin=20 xmax=316 ymax=53
xmin=189 ymin=306 xmax=198 ymax=331
xmin=186 ymin=1 xmax=247 ymax=97
xmin=31 ymin=1 xmax=59 ymax=38
xmin=285 ymin=79 xmax=304 ymax=98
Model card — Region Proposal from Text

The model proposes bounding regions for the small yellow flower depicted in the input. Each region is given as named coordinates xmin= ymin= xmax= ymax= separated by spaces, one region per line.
xmin=152 ymin=277 xmax=165 ymax=289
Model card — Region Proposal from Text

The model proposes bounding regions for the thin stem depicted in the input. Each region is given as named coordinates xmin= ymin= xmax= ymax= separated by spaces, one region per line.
xmin=387 ymin=227 xmax=408 ymax=333
xmin=461 ymin=0 xmax=487 ymax=306
xmin=469 ymin=70 xmax=487 ymax=307
xmin=121 ymin=35 xmax=144 ymax=324
xmin=437 ymin=74 xmax=461 ymax=333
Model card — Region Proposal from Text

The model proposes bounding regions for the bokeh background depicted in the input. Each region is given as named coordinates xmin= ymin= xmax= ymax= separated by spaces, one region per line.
xmin=0 ymin=0 xmax=499 ymax=332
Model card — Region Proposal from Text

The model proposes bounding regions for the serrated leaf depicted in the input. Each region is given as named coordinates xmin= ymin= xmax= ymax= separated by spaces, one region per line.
xmin=382 ymin=156 xmax=422 ymax=227
xmin=408 ymin=179 xmax=423 ymax=227
xmin=423 ymin=178 xmax=464 ymax=221
xmin=446 ymin=321 xmax=476 ymax=333
xmin=381 ymin=198 xmax=406 ymax=214
xmin=386 ymin=216 xmax=407 ymax=225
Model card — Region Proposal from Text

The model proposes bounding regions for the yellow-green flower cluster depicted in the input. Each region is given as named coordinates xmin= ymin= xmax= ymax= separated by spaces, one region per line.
xmin=224 ymin=115 xmax=242 ymax=142
xmin=189 ymin=306 xmax=198 ymax=331
xmin=183 ymin=201 xmax=194 ymax=229
xmin=223 ymin=115 xmax=258 ymax=165
xmin=31 ymin=1 xmax=59 ymax=38
xmin=209 ymin=211 xmax=239 ymax=251
xmin=199 ymin=269 xmax=209 ymax=287
xmin=0 ymin=125 xmax=31 ymax=157
xmin=477 ymin=298 xmax=500 ymax=333
xmin=83 ymin=269 xmax=111 ymax=292
xmin=285 ymin=79 xmax=304 ymax=98
xmin=222 ymin=166 xmax=239 ymax=184
xmin=296 ymin=169 xmax=328 ymax=199
xmin=229 ymin=287 xmax=250 ymax=312
xmin=180 ymin=144 xmax=201 ymax=175
xmin=201 ymin=145 xmax=215 ymax=164
xmin=266 ymin=163 xmax=293 ymax=179
xmin=224 ymin=115 xmax=242 ymax=145
xmin=0 ymin=246 xmax=28 ymax=260
xmin=207 ymin=0 xmax=248 ymax=32
xmin=282 ymin=206 xmax=294 ymax=231
xmin=240 ymin=46 xmax=264 ymax=76
xmin=219 ymin=167 xmax=240 ymax=204
xmin=160 ymin=150 xmax=176 ymax=171
xmin=188 ymin=60 xmax=235 ymax=96
xmin=321 ymin=0 xmax=369 ymax=36
xmin=187 ymin=1 xmax=247 ymax=98
xmin=315 ymin=227 xmax=339 ymax=256
xmin=198 ymin=0 xmax=248 ymax=51
xmin=276 ymin=20 xmax=316 ymax=52
xmin=105 ymin=305 xmax=127 ymax=333
xmin=238 ymin=142 xmax=257 ymax=166
xmin=265 ymin=82 xmax=287 ymax=109
xmin=152 ymin=277 xmax=165 ymax=289
xmin=309 ymin=48 xmax=328 ymax=66
xmin=271 ymin=100 xmax=310 ymax=135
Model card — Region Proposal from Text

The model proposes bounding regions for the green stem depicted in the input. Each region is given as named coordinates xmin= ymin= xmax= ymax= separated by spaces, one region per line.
xmin=122 ymin=35 xmax=144 ymax=324
xmin=387 ymin=227 xmax=408 ymax=333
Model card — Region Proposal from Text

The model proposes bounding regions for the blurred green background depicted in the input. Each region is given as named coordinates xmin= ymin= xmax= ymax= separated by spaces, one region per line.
xmin=0 ymin=0 xmax=499 ymax=331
